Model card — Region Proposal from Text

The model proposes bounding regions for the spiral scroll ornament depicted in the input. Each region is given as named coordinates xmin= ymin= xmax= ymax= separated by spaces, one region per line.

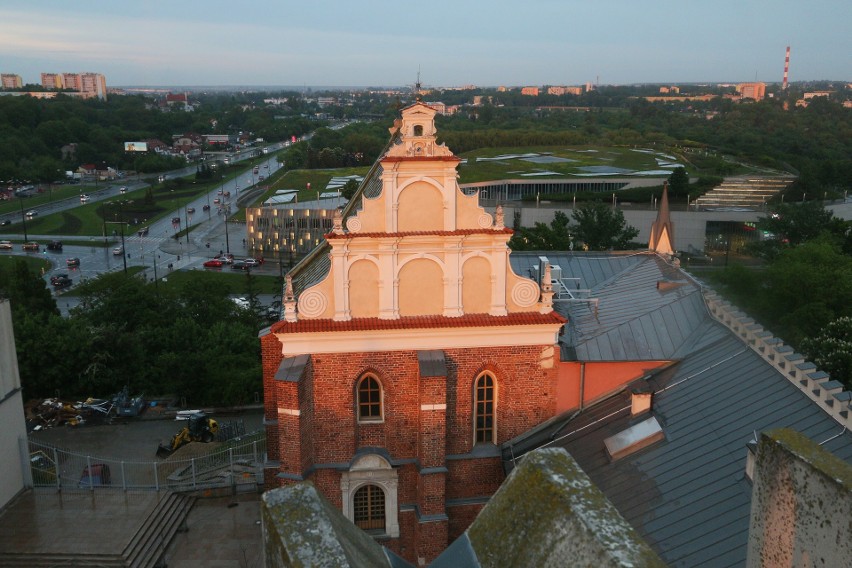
xmin=511 ymin=279 xmax=540 ymax=307
xmin=346 ymin=217 xmax=362 ymax=233
xmin=477 ymin=213 xmax=493 ymax=229
xmin=299 ymin=290 xmax=328 ymax=318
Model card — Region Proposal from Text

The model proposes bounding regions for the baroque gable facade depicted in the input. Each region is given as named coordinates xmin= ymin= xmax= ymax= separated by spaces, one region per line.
xmin=261 ymin=102 xmax=564 ymax=563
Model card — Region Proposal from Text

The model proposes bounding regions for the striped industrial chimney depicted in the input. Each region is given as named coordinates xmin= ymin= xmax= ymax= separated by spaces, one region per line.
xmin=782 ymin=46 xmax=791 ymax=90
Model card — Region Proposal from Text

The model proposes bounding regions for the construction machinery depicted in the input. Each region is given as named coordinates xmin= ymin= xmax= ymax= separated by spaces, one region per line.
xmin=156 ymin=412 xmax=219 ymax=458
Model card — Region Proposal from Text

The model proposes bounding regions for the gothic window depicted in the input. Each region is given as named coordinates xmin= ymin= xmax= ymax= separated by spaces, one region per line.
xmin=474 ymin=373 xmax=496 ymax=444
xmin=413 ymin=124 xmax=423 ymax=136
xmin=353 ymin=484 xmax=386 ymax=532
xmin=357 ymin=375 xmax=383 ymax=422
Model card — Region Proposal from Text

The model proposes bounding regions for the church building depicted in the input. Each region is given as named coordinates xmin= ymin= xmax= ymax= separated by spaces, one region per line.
xmin=261 ymin=102 xmax=565 ymax=563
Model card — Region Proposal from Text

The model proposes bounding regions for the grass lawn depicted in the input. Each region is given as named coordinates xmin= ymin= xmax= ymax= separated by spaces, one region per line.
xmin=158 ymin=268 xmax=282 ymax=295
xmin=0 ymin=254 xmax=51 ymax=275
xmin=456 ymin=145 xmax=684 ymax=184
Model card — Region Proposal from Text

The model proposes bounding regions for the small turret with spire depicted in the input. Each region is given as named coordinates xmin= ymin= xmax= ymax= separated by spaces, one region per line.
xmin=649 ymin=181 xmax=675 ymax=256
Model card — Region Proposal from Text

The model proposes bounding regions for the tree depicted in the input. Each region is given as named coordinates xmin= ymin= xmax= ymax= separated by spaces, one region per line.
xmin=509 ymin=211 xmax=572 ymax=251
xmin=757 ymin=201 xmax=836 ymax=247
xmin=802 ymin=317 xmax=852 ymax=389
xmin=341 ymin=179 xmax=360 ymax=200
xmin=569 ymin=202 xmax=639 ymax=250
xmin=668 ymin=167 xmax=690 ymax=198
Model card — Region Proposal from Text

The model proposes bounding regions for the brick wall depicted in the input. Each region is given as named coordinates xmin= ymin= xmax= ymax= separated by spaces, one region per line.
xmin=261 ymin=337 xmax=559 ymax=562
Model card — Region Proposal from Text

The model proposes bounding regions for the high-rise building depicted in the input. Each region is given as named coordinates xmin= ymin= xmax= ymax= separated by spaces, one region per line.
xmin=40 ymin=73 xmax=64 ymax=90
xmin=0 ymin=74 xmax=23 ymax=89
xmin=79 ymin=73 xmax=107 ymax=100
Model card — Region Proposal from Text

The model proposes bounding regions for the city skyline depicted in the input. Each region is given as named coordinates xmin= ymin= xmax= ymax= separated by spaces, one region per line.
xmin=1 ymin=1 xmax=850 ymax=88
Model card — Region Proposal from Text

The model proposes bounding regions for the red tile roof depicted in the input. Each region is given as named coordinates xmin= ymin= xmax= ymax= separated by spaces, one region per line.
xmin=270 ymin=311 xmax=565 ymax=334
xmin=381 ymin=156 xmax=461 ymax=163
xmin=325 ymin=228 xmax=513 ymax=240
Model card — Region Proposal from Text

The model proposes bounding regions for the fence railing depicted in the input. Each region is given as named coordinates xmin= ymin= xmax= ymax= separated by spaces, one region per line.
xmin=27 ymin=431 xmax=266 ymax=494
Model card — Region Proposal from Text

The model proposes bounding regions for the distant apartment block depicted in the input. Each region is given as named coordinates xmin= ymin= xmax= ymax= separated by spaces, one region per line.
xmin=546 ymin=86 xmax=583 ymax=96
xmin=40 ymin=73 xmax=64 ymax=89
xmin=736 ymin=82 xmax=766 ymax=101
xmin=0 ymin=74 xmax=22 ymax=89
xmin=659 ymin=86 xmax=680 ymax=94
xmin=35 ymin=72 xmax=108 ymax=100
xmin=803 ymin=91 xmax=832 ymax=100
xmin=521 ymin=86 xmax=540 ymax=96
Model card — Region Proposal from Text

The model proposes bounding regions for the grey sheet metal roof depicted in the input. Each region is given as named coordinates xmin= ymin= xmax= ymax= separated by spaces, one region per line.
xmin=509 ymin=252 xmax=711 ymax=361
xmin=536 ymin=329 xmax=852 ymax=567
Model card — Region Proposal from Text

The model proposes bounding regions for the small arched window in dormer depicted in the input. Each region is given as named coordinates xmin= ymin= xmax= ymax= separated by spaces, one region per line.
xmin=413 ymin=124 xmax=423 ymax=137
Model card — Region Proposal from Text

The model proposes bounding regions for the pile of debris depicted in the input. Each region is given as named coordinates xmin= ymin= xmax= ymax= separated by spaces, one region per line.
xmin=26 ymin=385 xmax=146 ymax=431
xmin=26 ymin=397 xmax=114 ymax=430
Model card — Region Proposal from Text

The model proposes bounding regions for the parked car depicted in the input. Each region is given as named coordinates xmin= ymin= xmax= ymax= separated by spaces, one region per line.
xmin=66 ymin=257 xmax=80 ymax=267
xmin=119 ymin=186 xmax=127 ymax=194
xmin=215 ymin=255 xmax=233 ymax=264
xmin=203 ymin=259 xmax=224 ymax=268
xmin=113 ymin=245 xmax=124 ymax=255
xmin=47 ymin=240 xmax=63 ymax=251
xmin=80 ymin=194 xmax=90 ymax=202
xmin=78 ymin=464 xmax=111 ymax=487
xmin=202 ymin=204 xmax=210 ymax=211
xmin=243 ymin=258 xmax=259 ymax=267
xmin=0 ymin=240 xmax=12 ymax=250
xmin=137 ymin=226 xmax=149 ymax=237
xmin=22 ymin=242 xmax=39 ymax=251
xmin=52 ymin=275 xmax=72 ymax=289
xmin=231 ymin=261 xmax=248 ymax=270
xmin=50 ymin=273 xmax=69 ymax=284
xmin=25 ymin=210 xmax=37 ymax=218
xmin=0 ymin=219 xmax=10 ymax=226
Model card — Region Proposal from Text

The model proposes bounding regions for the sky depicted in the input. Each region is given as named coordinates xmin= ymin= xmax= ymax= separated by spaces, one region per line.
xmin=1 ymin=1 xmax=849 ymax=88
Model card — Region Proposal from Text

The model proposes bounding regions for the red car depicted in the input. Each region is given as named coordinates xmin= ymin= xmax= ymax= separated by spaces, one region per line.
xmin=203 ymin=259 xmax=224 ymax=268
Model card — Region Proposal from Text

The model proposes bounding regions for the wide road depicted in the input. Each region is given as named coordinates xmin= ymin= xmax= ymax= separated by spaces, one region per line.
xmin=2 ymin=150 xmax=287 ymax=301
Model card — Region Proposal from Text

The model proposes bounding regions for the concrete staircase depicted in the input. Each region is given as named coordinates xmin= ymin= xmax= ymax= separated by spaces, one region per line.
xmin=0 ymin=492 xmax=195 ymax=568
xmin=692 ymin=176 xmax=795 ymax=210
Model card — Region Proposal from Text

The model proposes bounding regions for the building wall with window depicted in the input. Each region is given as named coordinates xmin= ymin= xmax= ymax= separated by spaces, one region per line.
xmin=261 ymin=102 xmax=563 ymax=564
xmin=0 ymin=74 xmax=22 ymax=89
xmin=246 ymin=199 xmax=344 ymax=258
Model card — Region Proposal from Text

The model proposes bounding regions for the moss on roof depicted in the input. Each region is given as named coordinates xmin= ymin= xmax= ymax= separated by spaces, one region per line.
xmin=466 ymin=447 xmax=665 ymax=568
xmin=261 ymin=482 xmax=396 ymax=568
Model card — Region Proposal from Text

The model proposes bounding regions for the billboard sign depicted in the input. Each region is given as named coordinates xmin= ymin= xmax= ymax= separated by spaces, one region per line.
xmin=124 ymin=142 xmax=148 ymax=152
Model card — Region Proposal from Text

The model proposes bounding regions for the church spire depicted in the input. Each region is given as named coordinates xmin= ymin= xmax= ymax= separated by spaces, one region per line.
xmin=649 ymin=181 xmax=675 ymax=255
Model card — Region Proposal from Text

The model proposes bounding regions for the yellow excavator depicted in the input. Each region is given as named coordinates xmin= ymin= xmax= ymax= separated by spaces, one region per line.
xmin=156 ymin=412 xmax=219 ymax=458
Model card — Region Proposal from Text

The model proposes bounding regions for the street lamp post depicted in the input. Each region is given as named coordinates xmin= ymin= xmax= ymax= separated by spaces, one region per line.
xmin=18 ymin=197 xmax=28 ymax=242
xmin=224 ymin=205 xmax=231 ymax=255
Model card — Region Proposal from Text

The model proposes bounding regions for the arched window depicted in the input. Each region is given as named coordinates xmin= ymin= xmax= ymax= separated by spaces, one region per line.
xmin=413 ymin=124 xmax=423 ymax=137
xmin=474 ymin=373 xmax=496 ymax=444
xmin=357 ymin=375 xmax=383 ymax=422
xmin=353 ymin=484 xmax=386 ymax=532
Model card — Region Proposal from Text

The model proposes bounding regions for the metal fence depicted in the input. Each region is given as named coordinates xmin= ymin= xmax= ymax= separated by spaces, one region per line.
xmin=27 ymin=431 xmax=266 ymax=494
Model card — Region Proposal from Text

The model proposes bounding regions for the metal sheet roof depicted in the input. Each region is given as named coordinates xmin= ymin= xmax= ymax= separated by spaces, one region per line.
xmin=509 ymin=252 xmax=712 ymax=361
xmin=543 ymin=331 xmax=852 ymax=567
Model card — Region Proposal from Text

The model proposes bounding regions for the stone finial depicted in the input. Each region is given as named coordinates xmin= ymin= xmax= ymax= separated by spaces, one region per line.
xmin=332 ymin=208 xmax=344 ymax=235
xmin=283 ymin=275 xmax=298 ymax=322
xmin=495 ymin=205 xmax=505 ymax=230
xmin=540 ymin=263 xmax=554 ymax=313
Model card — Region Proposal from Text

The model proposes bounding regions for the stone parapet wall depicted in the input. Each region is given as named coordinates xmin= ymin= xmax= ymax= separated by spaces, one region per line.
xmin=747 ymin=429 xmax=852 ymax=568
